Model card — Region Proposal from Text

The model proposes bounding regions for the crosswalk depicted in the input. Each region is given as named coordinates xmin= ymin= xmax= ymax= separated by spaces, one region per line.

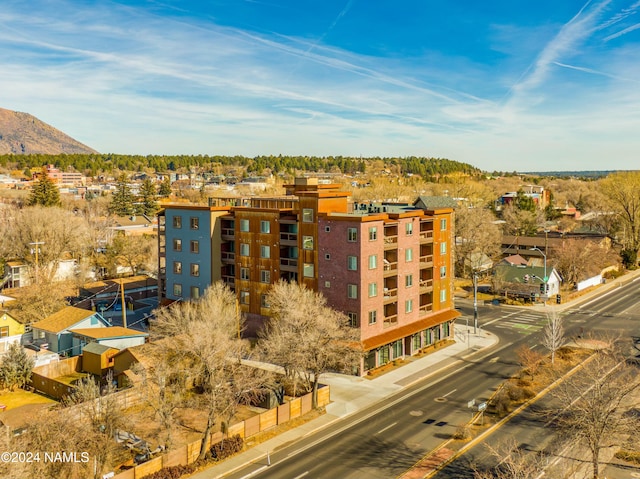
xmin=491 ymin=311 xmax=547 ymax=334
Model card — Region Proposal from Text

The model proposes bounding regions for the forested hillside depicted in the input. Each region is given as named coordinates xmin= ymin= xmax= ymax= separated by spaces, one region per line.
xmin=0 ymin=153 xmax=481 ymax=178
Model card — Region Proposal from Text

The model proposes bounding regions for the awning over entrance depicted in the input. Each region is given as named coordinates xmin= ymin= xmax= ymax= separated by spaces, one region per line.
xmin=362 ymin=308 xmax=460 ymax=351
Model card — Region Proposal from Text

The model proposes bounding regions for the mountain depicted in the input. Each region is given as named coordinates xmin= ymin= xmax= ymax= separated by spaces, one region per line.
xmin=0 ymin=107 xmax=98 ymax=155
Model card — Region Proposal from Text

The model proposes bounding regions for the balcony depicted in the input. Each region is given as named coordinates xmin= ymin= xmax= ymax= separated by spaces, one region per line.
xmin=383 ymin=236 xmax=398 ymax=249
xmin=221 ymin=228 xmax=235 ymax=240
xmin=419 ymin=279 xmax=433 ymax=293
xmin=419 ymin=231 xmax=433 ymax=243
xmin=419 ymin=303 xmax=433 ymax=315
xmin=280 ymin=232 xmax=298 ymax=246
xmin=280 ymin=258 xmax=298 ymax=272
xmin=221 ymin=251 xmax=235 ymax=263
xmin=383 ymin=261 xmax=398 ymax=277
xmin=222 ymin=275 xmax=235 ymax=288
xmin=420 ymin=255 xmax=434 ymax=268
xmin=383 ymin=288 xmax=397 ymax=303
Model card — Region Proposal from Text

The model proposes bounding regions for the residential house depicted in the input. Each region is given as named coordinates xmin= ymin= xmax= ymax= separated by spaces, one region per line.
xmin=0 ymin=311 xmax=25 ymax=352
xmin=70 ymin=326 xmax=148 ymax=353
xmin=158 ymin=177 xmax=459 ymax=374
xmin=31 ymin=306 xmax=110 ymax=356
xmin=81 ymin=342 xmax=119 ymax=376
xmin=493 ymin=263 xmax=562 ymax=299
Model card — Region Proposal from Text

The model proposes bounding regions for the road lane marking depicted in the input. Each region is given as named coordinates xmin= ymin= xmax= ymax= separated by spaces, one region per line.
xmin=293 ymin=472 xmax=309 ymax=479
xmin=442 ymin=389 xmax=457 ymax=398
xmin=376 ymin=422 xmax=398 ymax=435
xmin=239 ymin=465 xmax=268 ymax=479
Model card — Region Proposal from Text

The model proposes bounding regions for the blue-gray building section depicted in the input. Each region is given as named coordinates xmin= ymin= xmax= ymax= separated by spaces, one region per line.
xmin=164 ymin=208 xmax=212 ymax=301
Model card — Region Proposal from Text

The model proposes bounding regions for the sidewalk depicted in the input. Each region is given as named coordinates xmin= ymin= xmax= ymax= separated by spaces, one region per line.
xmin=191 ymin=325 xmax=498 ymax=479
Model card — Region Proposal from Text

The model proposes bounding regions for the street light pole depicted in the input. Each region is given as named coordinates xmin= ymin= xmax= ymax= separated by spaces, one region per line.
xmin=473 ymin=271 xmax=478 ymax=334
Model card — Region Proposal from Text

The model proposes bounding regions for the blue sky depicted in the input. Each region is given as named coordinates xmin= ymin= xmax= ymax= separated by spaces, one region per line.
xmin=1 ymin=0 xmax=640 ymax=172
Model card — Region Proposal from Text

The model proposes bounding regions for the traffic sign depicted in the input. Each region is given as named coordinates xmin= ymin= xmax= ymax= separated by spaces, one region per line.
xmin=478 ymin=402 xmax=487 ymax=412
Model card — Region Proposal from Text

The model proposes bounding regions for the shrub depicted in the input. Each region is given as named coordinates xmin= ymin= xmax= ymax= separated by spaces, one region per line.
xmin=452 ymin=425 xmax=471 ymax=441
xmin=492 ymin=389 xmax=511 ymax=417
xmin=143 ymin=464 xmax=195 ymax=479
xmin=209 ymin=434 xmax=244 ymax=461
xmin=615 ymin=450 xmax=640 ymax=465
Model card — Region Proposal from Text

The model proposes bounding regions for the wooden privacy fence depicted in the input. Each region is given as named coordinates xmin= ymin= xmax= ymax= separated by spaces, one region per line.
xmin=112 ymin=385 xmax=330 ymax=479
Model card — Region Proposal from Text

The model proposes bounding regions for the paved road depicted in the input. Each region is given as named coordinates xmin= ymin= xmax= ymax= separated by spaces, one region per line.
xmin=435 ymin=277 xmax=640 ymax=478
xmin=203 ymin=275 xmax=640 ymax=479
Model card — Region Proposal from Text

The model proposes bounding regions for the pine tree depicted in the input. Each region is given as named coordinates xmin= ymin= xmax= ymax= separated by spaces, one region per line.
xmin=158 ymin=176 xmax=172 ymax=197
xmin=137 ymin=178 xmax=158 ymax=216
xmin=108 ymin=174 xmax=135 ymax=216
xmin=27 ymin=167 xmax=61 ymax=207
xmin=0 ymin=342 xmax=35 ymax=391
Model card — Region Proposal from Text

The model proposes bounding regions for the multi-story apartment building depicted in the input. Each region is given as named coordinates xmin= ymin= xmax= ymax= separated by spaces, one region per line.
xmin=158 ymin=178 xmax=458 ymax=373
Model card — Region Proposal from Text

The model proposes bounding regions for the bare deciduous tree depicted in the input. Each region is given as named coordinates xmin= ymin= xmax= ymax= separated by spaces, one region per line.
xmin=473 ymin=438 xmax=545 ymax=479
xmin=550 ymin=351 xmax=640 ymax=479
xmin=542 ymin=310 xmax=564 ymax=365
xmin=152 ymin=282 xmax=260 ymax=460
xmin=455 ymin=206 xmax=501 ymax=277
xmin=260 ymin=280 xmax=362 ymax=408
xmin=0 ymin=206 xmax=90 ymax=283
xmin=516 ymin=345 xmax=544 ymax=381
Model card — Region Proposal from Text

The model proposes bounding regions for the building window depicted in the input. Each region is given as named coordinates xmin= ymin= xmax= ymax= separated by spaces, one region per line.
xmin=325 ymin=226 xmax=331 ymax=232
xmin=325 ymin=253 xmax=331 ymax=260
xmin=172 ymin=216 xmax=182 ymax=229
xmin=190 ymin=263 xmax=200 ymax=277
xmin=190 ymin=240 xmax=199 ymax=254
xmin=303 ymin=236 xmax=314 ymax=250
xmin=440 ymin=266 xmax=447 ymax=278
xmin=324 ymin=281 xmax=331 ymax=288
xmin=191 ymin=286 xmax=200 ymax=299
xmin=405 ymin=274 xmax=413 ymax=287
xmin=440 ymin=289 xmax=447 ymax=302
xmin=240 ymin=290 xmax=250 ymax=304
xmin=261 ymin=294 xmax=270 ymax=308
xmin=368 ymin=310 xmax=377 ymax=325
xmin=302 ymin=208 xmax=314 ymax=223
xmin=440 ymin=242 xmax=447 ymax=254
xmin=347 ymin=284 xmax=358 ymax=299
xmin=173 ymin=261 xmax=182 ymax=274
xmin=405 ymin=248 xmax=413 ymax=262
xmin=239 ymin=219 xmax=249 ymax=232
xmin=303 ymin=263 xmax=314 ymax=278
xmin=406 ymin=222 xmax=413 ymax=235
xmin=347 ymin=256 xmax=358 ymax=271
xmin=368 ymin=282 xmax=378 ymax=297
xmin=348 ymin=228 xmax=357 ymax=242
xmin=412 ymin=334 xmax=421 ymax=352
xmin=190 ymin=217 xmax=199 ymax=230
xmin=173 ymin=283 xmax=182 ymax=297
xmin=443 ymin=321 xmax=450 ymax=337
xmin=441 ymin=218 xmax=447 ymax=230
xmin=260 ymin=269 xmax=271 ymax=283
xmin=260 ymin=245 xmax=270 ymax=258
xmin=173 ymin=239 xmax=182 ymax=252
xmin=369 ymin=227 xmax=377 ymax=241
xmin=347 ymin=312 xmax=358 ymax=327
xmin=405 ymin=299 xmax=413 ymax=313
xmin=369 ymin=255 xmax=377 ymax=269
xmin=260 ymin=220 xmax=270 ymax=233
xmin=0 ymin=326 xmax=9 ymax=338
xmin=240 ymin=267 xmax=249 ymax=280
xmin=240 ymin=243 xmax=249 ymax=256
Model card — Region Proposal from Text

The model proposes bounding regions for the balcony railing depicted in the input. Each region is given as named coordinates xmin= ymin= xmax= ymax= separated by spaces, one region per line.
xmin=383 ymin=288 xmax=397 ymax=302
xmin=280 ymin=232 xmax=298 ymax=245
xmin=419 ymin=231 xmax=433 ymax=242
xmin=221 ymin=252 xmax=235 ymax=263
xmin=419 ymin=279 xmax=433 ymax=292
xmin=383 ymin=236 xmax=398 ymax=249
xmin=383 ymin=261 xmax=398 ymax=276
xmin=280 ymin=258 xmax=298 ymax=271
xmin=419 ymin=303 xmax=433 ymax=315
xmin=221 ymin=228 xmax=235 ymax=239
xmin=420 ymin=255 xmax=434 ymax=268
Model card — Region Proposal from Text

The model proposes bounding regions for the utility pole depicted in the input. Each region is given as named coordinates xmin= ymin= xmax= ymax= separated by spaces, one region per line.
xmin=120 ymin=279 xmax=127 ymax=328
xmin=29 ymin=240 xmax=45 ymax=284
